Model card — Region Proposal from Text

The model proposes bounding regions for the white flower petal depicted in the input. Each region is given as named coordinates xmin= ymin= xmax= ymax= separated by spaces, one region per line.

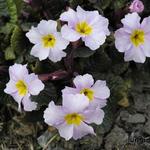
xmin=141 ymin=34 xmax=150 ymax=57
xmin=60 ymin=8 xmax=77 ymax=27
xmin=91 ymin=98 xmax=107 ymax=109
xmin=54 ymin=32 xmax=69 ymax=50
xmin=91 ymin=80 xmax=110 ymax=99
xmin=115 ymin=28 xmax=132 ymax=52
xmin=124 ymin=46 xmax=146 ymax=63
xmin=76 ymin=6 xmax=87 ymax=22
xmin=58 ymin=123 xmax=74 ymax=140
xmin=37 ymin=20 xmax=57 ymax=35
xmin=48 ymin=48 xmax=66 ymax=62
xmin=62 ymin=94 xmax=89 ymax=113
xmin=83 ymin=32 xmax=106 ymax=50
xmin=61 ymin=25 xmax=80 ymax=42
xmin=83 ymin=108 xmax=104 ymax=125
xmin=86 ymin=11 xmax=100 ymax=26
xmin=141 ymin=16 xmax=150 ymax=33
xmin=44 ymin=101 xmax=65 ymax=126
xmin=4 ymin=80 xmax=17 ymax=94
xmin=9 ymin=64 xmax=28 ymax=81
xmin=30 ymin=44 xmax=50 ymax=61
xmin=22 ymin=94 xmax=37 ymax=111
xmin=73 ymin=74 xmax=94 ymax=89
xmin=73 ymin=122 xmax=95 ymax=140
xmin=26 ymin=26 xmax=41 ymax=44
xmin=121 ymin=13 xmax=141 ymax=30
xmin=11 ymin=93 xmax=23 ymax=111
xmin=62 ymin=86 xmax=79 ymax=95
xmin=25 ymin=73 xmax=44 ymax=95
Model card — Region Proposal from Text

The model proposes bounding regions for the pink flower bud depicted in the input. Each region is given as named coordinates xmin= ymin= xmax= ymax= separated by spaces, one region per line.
xmin=129 ymin=0 xmax=144 ymax=13
xmin=23 ymin=0 xmax=32 ymax=4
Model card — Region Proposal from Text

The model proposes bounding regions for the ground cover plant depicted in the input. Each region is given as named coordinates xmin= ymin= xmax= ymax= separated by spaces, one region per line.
xmin=1 ymin=0 xmax=150 ymax=149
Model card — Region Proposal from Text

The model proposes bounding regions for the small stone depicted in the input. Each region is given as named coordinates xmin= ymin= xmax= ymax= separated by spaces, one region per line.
xmin=120 ymin=110 xmax=130 ymax=122
xmin=144 ymin=120 xmax=150 ymax=135
xmin=105 ymin=126 xmax=128 ymax=150
xmin=127 ymin=114 xmax=145 ymax=124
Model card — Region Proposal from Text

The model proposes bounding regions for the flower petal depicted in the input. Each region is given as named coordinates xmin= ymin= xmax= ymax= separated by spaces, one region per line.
xmin=83 ymin=32 xmax=106 ymax=50
xmin=121 ymin=13 xmax=141 ymax=30
xmin=73 ymin=122 xmax=95 ymax=140
xmin=91 ymin=80 xmax=110 ymax=99
xmin=44 ymin=101 xmax=65 ymax=126
xmin=9 ymin=64 xmax=28 ymax=81
xmin=124 ymin=46 xmax=146 ymax=63
xmin=22 ymin=94 xmax=37 ymax=111
xmin=37 ymin=20 xmax=57 ymax=35
xmin=62 ymin=94 xmax=89 ymax=113
xmin=73 ymin=74 xmax=94 ymax=89
xmin=141 ymin=34 xmax=150 ymax=57
xmin=62 ymin=86 xmax=79 ymax=95
xmin=26 ymin=26 xmax=41 ymax=44
xmin=91 ymin=98 xmax=107 ymax=109
xmin=76 ymin=6 xmax=87 ymax=22
xmin=25 ymin=73 xmax=44 ymax=95
xmin=60 ymin=8 xmax=77 ymax=27
xmin=83 ymin=108 xmax=104 ymax=125
xmin=115 ymin=28 xmax=132 ymax=52
xmin=61 ymin=25 xmax=80 ymax=42
xmin=48 ymin=48 xmax=66 ymax=62
xmin=58 ymin=123 xmax=74 ymax=140
xmin=11 ymin=93 xmax=23 ymax=111
xmin=4 ymin=80 xmax=17 ymax=94
xmin=30 ymin=44 xmax=50 ymax=61
xmin=54 ymin=32 xmax=69 ymax=50
xmin=141 ymin=16 xmax=150 ymax=33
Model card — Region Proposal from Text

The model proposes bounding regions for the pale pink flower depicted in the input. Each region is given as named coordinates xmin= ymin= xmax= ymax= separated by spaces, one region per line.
xmin=26 ymin=20 xmax=69 ymax=62
xmin=115 ymin=13 xmax=150 ymax=63
xmin=4 ymin=64 xmax=44 ymax=111
xmin=129 ymin=0 xmax=144 ymax=13
xmin=44 ymin=94 xmax=104 ymax=140
xmin=62 ymin=74 xmax=110 ymax=109
xmin=60 ymin=6 xmax=110 ymax=50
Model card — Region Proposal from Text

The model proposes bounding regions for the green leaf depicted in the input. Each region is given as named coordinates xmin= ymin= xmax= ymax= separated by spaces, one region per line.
xmin=6 ymin=0 xmax=18 ymax=23
xmin=4 ymin=47 xmax=16 ymax=60
xmin=99 ymin=0 xmax=112 ymax=10
xmin=74 ymin=47 xmax=95 ymax=58
xmin=14 ymin=0 xmax=23 ymax=15
xmin=10 ymin=25 xmax=25 ymax=54
xmin=0 ymin=0 xmax=8 ymax=17
xmin=0 ymin=23 xmax=15 ymax=35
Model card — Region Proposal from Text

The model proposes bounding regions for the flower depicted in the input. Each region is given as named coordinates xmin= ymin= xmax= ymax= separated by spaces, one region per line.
xmin=129 ymin=0 xmax=144 ymax=13
xmin=44 ymin=94 xmax=104 ymax=140
xmin=4 ymin=64 xmax=44 ymax=111
xmin=26 ymin=20 xmax=69 ymax=62
xmin=60 ymin=6 xmax=110 ymax=50
xmin=62 ymin=74 xmax=110 ymax=108
xmin=23 ymin=0 xmax=31 ymax=3
xmin=114 ymin=13 xmax=150 ymax=63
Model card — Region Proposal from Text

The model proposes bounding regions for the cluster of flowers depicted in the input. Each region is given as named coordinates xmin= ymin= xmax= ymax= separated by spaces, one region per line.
xmin=44 ymin=74 xmax=110 ymax=140
xmin=4 ymin=65 xmax=110 ymax=140
xmin=25 ymin=2 xmax=150 ymax=64
xmin=4 ymin=0 xmax=150 ymax=140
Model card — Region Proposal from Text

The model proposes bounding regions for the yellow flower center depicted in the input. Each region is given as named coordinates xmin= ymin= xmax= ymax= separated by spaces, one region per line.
xmin=80 ymin=88 xmax=94 ymax=101
xmin=130 ymin=29 xmax=145 ymax=47
xmin=64 ymin=113 xmax=84 ymax=125
xmin=42 ymin=34 xmax=56 ymax=48
xmin=75 ymin=21 xmax=92 ymax=35
xmin=16 ymin=80 xmax=28 ymax=96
